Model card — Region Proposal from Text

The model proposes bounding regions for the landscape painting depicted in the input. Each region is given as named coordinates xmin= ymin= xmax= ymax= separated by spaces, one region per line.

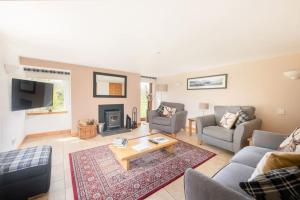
xmin=187 ymin=74 xmax=228 ymax=90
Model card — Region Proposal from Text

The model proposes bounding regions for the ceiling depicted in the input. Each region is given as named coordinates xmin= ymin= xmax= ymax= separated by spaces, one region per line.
xmin=0 ymin=0 xmax=299 ymax=77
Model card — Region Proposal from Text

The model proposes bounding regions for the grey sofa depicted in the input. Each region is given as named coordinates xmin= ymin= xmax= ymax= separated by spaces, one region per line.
xmin=149 ymin=101 xmax=187 ymax=135
xmin=196 ymin=106 xmax=262 ymax=153
xmin=184 ymin=130 xmax=287 ymax=200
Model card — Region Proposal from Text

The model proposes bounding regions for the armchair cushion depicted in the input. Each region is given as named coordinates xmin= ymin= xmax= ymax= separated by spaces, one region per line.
xmin=162 ymin=105 xmax=176 ymax=117
xmin=156 ymin=104 xmax=164 ymax=116
xmin=220 ymin=112 xmax=239 ymax=129
xmin=161 ymin=101 xmax=184 ymax=112
xmin=235 ymin=110 xmax=251 ymax=126
xmin=214 ymin=106 xmax=255 ymax=126
xmin=203 ymin=126 xmax=234 ymax=142
xmin=152 ymin=116 xmax=171 ymax=126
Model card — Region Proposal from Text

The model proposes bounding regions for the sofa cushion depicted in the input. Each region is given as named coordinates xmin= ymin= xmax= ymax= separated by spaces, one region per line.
xmin=240 ymin=166 xmax=300 ymax=200
xmin=203 ymin=126 xmax=234 ymax=142
xmin=231 ymin=146 xmax=273 ymax=168
xmin=152 ymin=117 xmax=171 ymax=126
xmin=213 ymin=162 xmax=255 ymax=197
xmin=278 ymin=127 xmax=300 ymax=152
xmin=214 ymin=106 xmax=255 ymax=126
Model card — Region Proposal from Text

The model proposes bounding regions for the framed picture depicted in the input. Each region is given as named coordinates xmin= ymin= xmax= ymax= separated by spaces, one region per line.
xmin=187 ymin=74 xmax=228 ymax=90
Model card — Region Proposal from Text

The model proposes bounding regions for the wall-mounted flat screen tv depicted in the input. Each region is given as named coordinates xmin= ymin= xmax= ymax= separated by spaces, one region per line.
xmin=11 ymin=78 xmax=54 ymax=111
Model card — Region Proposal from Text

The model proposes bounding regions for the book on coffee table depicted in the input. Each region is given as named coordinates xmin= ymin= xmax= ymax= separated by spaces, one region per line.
xmin=149 ymin=137 xmax=169 ymax=144
xmin=112 ymin=138 xmax=128 ymax=148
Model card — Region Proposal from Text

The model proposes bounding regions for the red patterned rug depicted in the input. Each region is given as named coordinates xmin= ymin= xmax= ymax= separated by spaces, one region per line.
xmin=69 ymin=138 xmax=215 ymax=200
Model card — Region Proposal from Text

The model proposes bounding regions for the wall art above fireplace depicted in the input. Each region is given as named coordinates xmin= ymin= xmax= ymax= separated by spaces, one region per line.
xmin=93 ymin=72 xmax=127 ymax=98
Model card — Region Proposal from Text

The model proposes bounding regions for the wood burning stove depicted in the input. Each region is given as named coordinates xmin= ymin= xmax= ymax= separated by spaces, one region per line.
xmin=106 ymin=110 xmax=121 ymax=130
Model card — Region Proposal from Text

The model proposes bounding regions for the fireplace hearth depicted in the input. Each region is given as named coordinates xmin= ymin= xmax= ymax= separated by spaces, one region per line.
xmin=99 ymin=104 xmax=131 ymax=136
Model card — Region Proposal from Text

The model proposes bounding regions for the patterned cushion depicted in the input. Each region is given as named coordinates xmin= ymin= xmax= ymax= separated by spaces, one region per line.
xmin=162 ymin=106 xmax=176 ymax=118
xmin=220 ymin=112 xmax=239 ymax=129
xmin=0 ymin=145 xmax=52 ymax=175
xmin=278 ymin=127 xmax=300 ymax=152
xmin=240 ymin=166 xmax=300 ymax=200
xmin=235 ymin=110 xmax=250 ymax=126
xmin=156 ymin=104 xmax=165 ymax=116
xmin=249 ymin=152 xmax=300 ymax=181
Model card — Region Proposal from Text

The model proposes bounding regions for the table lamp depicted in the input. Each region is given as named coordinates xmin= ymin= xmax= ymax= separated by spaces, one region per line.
xmin=199 ymin=102 xmax=209 ymax=115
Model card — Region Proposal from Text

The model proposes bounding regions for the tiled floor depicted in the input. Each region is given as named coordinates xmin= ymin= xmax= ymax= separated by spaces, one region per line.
xmin=23 ymin=123 xmax=233 ymax=200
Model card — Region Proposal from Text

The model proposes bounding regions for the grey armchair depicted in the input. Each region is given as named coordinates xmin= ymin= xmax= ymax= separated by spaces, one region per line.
xmin=149 ymin=102 xmax=188 ymax=136
xmin=196 ymin=106 xmax=262 ymax=153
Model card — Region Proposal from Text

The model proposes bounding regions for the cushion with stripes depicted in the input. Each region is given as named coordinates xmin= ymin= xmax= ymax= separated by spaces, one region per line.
xmin=240 ymin=166 xmax=300 ymax=200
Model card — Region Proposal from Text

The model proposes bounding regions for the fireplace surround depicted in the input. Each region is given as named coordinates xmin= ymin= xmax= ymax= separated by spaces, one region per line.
xmin=99 ymin=104 xmax=130 ymax=135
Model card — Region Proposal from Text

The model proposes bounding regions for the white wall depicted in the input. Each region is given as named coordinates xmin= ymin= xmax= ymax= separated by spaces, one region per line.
xmin=0 ymin=39 xmax=26 ymax=151
xmin=24 ymin=78 xmax=72 ymax=134
xmin=157 ymin=53 xmax=300 ymax=133
xmin=25 ymin=113 xmax=71 ymax=134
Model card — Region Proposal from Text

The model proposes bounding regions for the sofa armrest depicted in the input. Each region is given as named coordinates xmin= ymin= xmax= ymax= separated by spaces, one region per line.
xmin=252 ymin=130 xmax=286 ymax=150
xmin=148 ymin=110 xmax=159 ymax=123
xmin=196 ymin=115 xmax=216 ymax=135
xmin=171 ymin=110 xmax=188 ymax=132
xmin=233 ymin=118 xmax=262 ymax=152
xmin=184 ymin=168 xmax=249 ymax=200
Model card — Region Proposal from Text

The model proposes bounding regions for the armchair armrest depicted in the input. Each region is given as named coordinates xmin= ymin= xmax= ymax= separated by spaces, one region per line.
xmin=184 ymin=168 xmax=249 ymax=200
xmin=148 ymin=110 xmax=159 ymax=123
xmin=252 ymin=130 xmax=286 ymax=150
xmin=196 ymin=115 xmax=216 ymax=135
xmin=171 ymin=110 xmax=188 ymax=133
xmin=233 ymin=118 xmax=262 ymax=152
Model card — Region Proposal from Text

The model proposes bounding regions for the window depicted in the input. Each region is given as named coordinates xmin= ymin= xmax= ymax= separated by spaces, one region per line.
xmin=52 ymin=82 xmax=65 ymax=112
xmin=28 ymin=79 xmax=68 ymax=113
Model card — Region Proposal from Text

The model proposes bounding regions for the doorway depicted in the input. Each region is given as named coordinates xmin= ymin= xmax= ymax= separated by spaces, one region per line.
xmin=140 ymin=82 xmax=153 ymax=121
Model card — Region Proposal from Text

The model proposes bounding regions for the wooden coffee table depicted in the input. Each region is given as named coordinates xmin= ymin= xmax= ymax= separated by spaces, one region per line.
xmin=109 ymin=133 xmax=178 ymax=171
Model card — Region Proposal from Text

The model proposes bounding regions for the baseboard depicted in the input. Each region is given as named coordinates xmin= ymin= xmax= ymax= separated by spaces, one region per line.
xmin=16 ymin=135 xmax=27 ymax=149
xmin=25 ymin=129 xmax=71 ymax=140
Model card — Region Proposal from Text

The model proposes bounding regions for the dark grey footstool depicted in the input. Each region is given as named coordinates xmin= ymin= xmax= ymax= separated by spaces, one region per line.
xmin=0 ymin=145 xmax=52 ymax=200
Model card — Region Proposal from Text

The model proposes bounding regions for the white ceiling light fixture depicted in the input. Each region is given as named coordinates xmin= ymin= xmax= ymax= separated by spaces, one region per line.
xmin=283 ymin=70 xmax=300 ymax=80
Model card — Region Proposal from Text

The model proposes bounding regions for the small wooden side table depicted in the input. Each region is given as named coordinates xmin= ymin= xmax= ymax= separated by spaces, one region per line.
xmin=188 ymin=118 xmax=196 ymax=136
